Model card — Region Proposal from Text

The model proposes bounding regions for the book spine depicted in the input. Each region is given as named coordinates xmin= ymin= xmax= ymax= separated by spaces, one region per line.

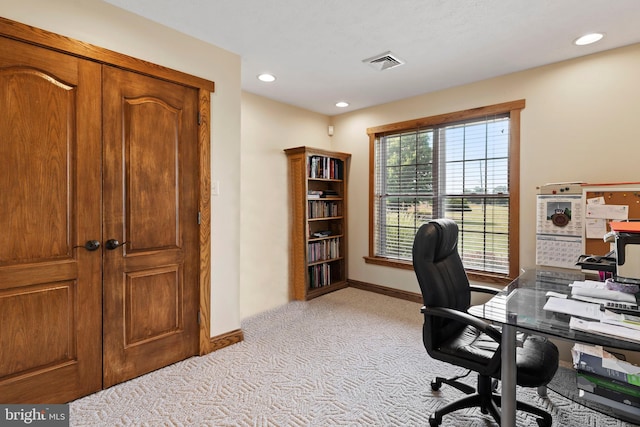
xmin=577 ymin=374 xmax=640 ymax=408
xmin=579 ymin=389 xmax=640 ymax=421
xmin=577 ymin=372 xmax=640 ymax=399
xmin=576 ymin=352 xmax=640 ymax=387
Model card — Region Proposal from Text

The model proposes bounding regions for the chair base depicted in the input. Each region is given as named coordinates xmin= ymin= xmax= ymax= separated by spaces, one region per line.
xmin=429 ymin=375 xmax=552 ymax=427
xmin=431 ymin=376 xmax=475 ymax=395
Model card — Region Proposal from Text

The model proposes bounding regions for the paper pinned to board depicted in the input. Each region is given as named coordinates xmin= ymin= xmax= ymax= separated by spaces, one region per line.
xmin=587 ymin=196 xmax=605 ymax=205
xmin=586 ymin=218 xmax=607 ymax=238
xmin=585 ymin=204 xmax=629 ymax=220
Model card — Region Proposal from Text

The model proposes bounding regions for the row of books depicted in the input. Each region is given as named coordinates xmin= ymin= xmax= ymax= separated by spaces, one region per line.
xmin=308 ymin=263 xmax=333 ymax=289
xmin=573 ymin=343 xmax=640 ymax=421
xmin=308 ymin=200 xmax=341 ymax=219
xmin=308 ymin=156 xmax=343 ymax=180
xmin=307 ymin=237 xmax=340 ymax=263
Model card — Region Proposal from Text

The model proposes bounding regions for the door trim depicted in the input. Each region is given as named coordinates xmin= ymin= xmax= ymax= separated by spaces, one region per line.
xmin=0 ymin=17 xmax=215 ymax=356
xmin=0 ymin=18 xmax=214 ymax=92
xmin=198 ymin=88 xmax=213 ymax=355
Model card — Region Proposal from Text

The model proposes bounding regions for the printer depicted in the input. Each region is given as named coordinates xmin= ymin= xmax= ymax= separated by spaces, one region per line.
xmin=609 ymin=221 xmax=640 ymax=285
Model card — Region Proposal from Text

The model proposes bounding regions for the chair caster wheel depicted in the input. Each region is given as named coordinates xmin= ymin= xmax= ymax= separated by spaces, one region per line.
xmin=431 ymin=379 xmax=442 ymax=391
xmin=491 ymin=379 xmax=499 ymax=391
xmin=536 ymin=418 xmax=552 ymax=427
xmin=428 ymin=415 xmax=441 ymax=427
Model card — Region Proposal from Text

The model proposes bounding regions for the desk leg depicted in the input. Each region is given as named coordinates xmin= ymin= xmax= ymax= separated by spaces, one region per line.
xmin=501 ymin=322 xmax=517 ymax=427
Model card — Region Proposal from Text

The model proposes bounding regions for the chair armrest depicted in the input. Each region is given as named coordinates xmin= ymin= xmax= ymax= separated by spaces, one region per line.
xmin=469 ymin=285 xmax=500 ymax=295
xmin=421 ymin=305 xmax=502 ymax=343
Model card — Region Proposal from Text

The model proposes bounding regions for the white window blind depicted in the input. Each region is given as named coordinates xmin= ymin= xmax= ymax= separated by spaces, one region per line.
xmin=373 ymin=114 xmax=511 ymax=274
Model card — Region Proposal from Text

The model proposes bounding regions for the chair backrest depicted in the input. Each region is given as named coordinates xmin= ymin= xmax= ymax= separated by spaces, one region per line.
xmin=412 ymin=219 xmax=471 ymax=345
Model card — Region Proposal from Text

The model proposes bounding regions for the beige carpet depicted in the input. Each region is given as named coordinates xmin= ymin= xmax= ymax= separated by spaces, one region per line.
xmin=70 ymin=288 xmax=635 ymax=426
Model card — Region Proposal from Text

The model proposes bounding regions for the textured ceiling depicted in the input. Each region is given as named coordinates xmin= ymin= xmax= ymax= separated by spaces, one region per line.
xmin=103 ymin=0 xmax=640 ymax=115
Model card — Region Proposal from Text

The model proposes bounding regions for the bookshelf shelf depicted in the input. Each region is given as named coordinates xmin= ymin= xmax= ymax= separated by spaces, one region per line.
xmin=307 ymin=257 xmax=344 ymax=266
xmin=284 ymin=146 xmax=351 ymax=301
xmin=308 ymin=217 xmax=343 ymax=222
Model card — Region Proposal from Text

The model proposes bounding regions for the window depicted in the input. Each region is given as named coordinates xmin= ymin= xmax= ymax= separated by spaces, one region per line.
xmin=365 ymin=100 xmax=524 ymax=282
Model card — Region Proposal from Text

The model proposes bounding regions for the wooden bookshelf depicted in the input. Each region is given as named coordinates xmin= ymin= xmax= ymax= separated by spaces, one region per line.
xmin=284 ymin=146 xmax=351 ymax=301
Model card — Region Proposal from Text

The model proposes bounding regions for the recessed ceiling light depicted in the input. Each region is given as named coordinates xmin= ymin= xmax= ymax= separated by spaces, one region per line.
xmin=257 ymin=73 xmax=276 ymax=82
xmin=574 ymin=33 xmax=604 ymax=46
xmin=335 ymin=101 xmax=349 ymax=108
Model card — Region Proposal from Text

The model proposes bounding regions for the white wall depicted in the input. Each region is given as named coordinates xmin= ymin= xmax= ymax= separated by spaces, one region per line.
xmin=1 ymin=0 xmax=242 ymax=335
xmin=240 ymin=92 xmax=331 ymax=319
xmin=330 ymin=43 xmax=640 ymax=294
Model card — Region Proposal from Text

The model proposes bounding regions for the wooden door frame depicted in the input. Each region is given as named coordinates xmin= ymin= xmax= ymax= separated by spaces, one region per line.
xmin=0 ymin=17 xmax=217 ymax=355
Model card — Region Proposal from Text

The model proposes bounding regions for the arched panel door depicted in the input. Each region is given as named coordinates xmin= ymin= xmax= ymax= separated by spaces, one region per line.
xmin=0 ymin=37 xmax=102 ymax=403
xmin=102 ymin=66 xmax=199 ymax=387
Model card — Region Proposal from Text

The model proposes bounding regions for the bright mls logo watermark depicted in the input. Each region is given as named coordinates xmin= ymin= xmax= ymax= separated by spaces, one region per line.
xmin=1 ymin=405 xmax=69 ymax=426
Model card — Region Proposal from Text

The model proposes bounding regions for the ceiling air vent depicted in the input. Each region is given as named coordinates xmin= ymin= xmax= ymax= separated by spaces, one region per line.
xmin=362 ymin=51 xmax=405 ymax=71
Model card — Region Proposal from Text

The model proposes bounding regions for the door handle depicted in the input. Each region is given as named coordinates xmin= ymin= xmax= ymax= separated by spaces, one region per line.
xmin=105 ymin=239 xmax=128 ymax=250
xmin=75 ymin=240 xmax=101 ymax=251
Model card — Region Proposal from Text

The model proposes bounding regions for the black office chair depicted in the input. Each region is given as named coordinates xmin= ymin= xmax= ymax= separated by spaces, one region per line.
xmin=412 ymin=219 xmax=559 ymax=427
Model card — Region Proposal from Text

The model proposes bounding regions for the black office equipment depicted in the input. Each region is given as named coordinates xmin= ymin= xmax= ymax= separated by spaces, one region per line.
xmin=412 ymin=219 xmax=559 ymax=427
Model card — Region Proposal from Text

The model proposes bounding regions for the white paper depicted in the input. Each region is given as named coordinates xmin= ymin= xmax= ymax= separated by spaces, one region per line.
xmin=585 ymin=218 xmax=607 ymax=239
xmin=572 ymin=342 xmax=601 ymax=356
xmin=543 ymin=297 xmax=603 ymax=320
xmin=585 ymin=204 xmax=629 ymax=220
xmin=571 ymin=317 xmax=640 ymax=343
xmin=569 ymin=280 xmax=607 ymax=289
xmin=571 ymin=295 xmax=618 ymax=305
xmin=535 ymin=235 xmax=583 ymax=269
xmin=601 ymin=310 xmax=640 ymax=332
xmin=571 ymin=286 xmax=637 ymax=303
xmin=587 ymin=196 xmax=605 ymax=205
xmin=545 ymin=291 xmax=568 ymax=299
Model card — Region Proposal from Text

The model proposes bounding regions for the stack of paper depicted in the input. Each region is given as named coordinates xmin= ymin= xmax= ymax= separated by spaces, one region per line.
xmin=570 ymin=317 xmax=640 ymax=343
xmin=543 ymin=297 xmax=603 ymax=320
xmin=572 ymin=343 xmax=640 ymax=421
xmin=601 ymin=310 xmax=640 ymax=332
xmin=542 ymin=283 xmax=640 ymax=342
xmin=569 ymin=280 xmax=637 ymax=304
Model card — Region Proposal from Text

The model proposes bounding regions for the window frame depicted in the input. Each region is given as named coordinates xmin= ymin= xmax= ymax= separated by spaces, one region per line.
xmin=364 ymin=100 xmax=524 ymax=284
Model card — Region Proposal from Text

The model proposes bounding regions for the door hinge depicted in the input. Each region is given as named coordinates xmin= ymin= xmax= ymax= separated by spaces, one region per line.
xmin=197 ymin=310 xmax=201 ymax=325
xmin=197 ymin=111 xmax=202 ymax=126
xmin=197 ymin=211 xmax=201 ymax=225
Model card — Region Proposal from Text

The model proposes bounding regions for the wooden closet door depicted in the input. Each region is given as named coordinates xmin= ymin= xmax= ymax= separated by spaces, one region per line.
xmin=102 ymin=66 xmax=199 ymax=387
xmin=0 ymin=37 xmax=102 ymax=402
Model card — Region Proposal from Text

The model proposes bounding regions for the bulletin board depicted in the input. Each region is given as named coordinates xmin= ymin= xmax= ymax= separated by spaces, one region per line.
xmin=584 ymin=184 xmax=640 ymax=256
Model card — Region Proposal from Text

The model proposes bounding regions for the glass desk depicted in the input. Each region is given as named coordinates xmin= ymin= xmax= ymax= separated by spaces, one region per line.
xmin=468 ymin=268 xmax=640 ymax=427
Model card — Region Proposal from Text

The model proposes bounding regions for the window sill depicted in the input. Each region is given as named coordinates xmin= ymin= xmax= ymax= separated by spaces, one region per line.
xmin=364 ymin=256 xmax=413 ymax=270
xmin=363 ymin=256 xmax=513 ymax=285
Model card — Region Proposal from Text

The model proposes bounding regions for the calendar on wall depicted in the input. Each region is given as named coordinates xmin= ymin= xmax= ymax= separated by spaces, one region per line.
xmin=535 ymin=194 xmax=584 ymax=269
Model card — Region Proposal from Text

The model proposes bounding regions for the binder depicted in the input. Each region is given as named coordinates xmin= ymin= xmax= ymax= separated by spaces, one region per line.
xmin=579 ymin=389 xmax=640 ymax=422
xmin=575 ymin=350 xmax=640 ymax=387
xmin=577 ymin=372 xmax=640 ymax=408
